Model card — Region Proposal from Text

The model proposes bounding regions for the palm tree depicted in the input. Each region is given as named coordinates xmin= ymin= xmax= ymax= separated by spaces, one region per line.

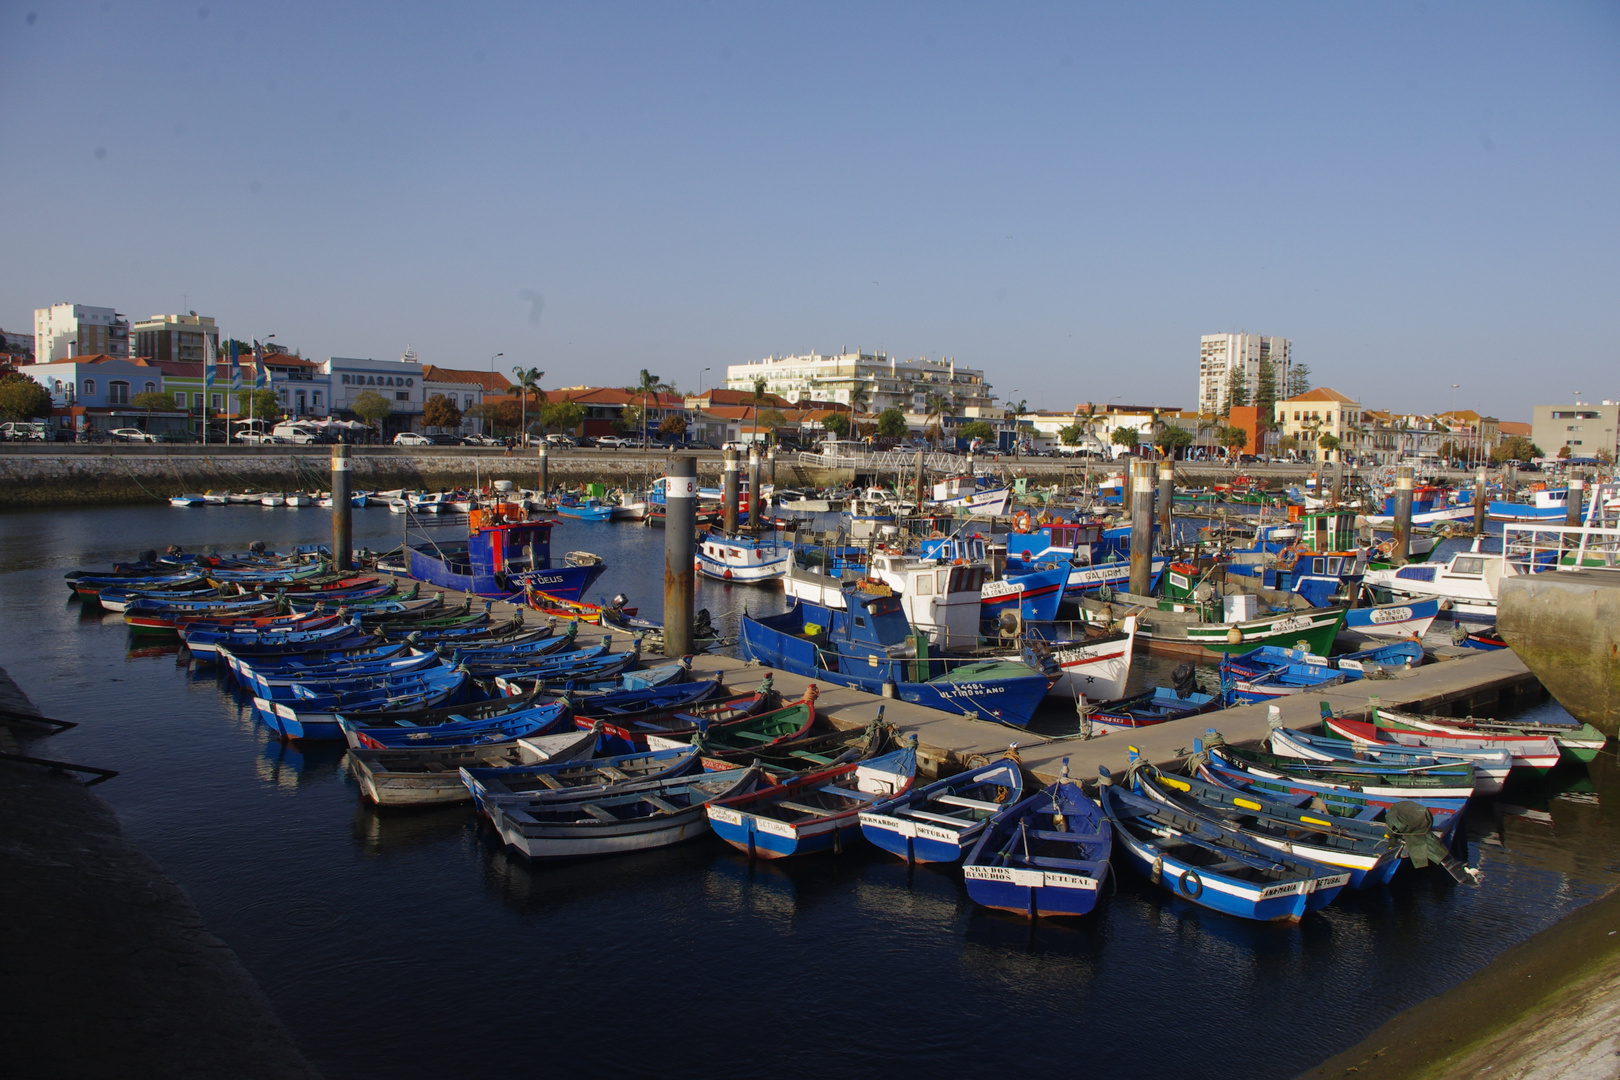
xmin=510 ymin=367 xmax=545 ymax=444
xmin=625 ymin=369 xmax=674 ymax=445
xmin=848 ymin=382 xmax=870 ymax=419
xmin=748 ymin=377 xmax=770 ymax=448
xmin=924 ymin=392 xmax=949 ymax=448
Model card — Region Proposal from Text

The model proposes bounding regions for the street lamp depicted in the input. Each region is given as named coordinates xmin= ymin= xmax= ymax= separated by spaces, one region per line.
xmin=700 ymin=367 xmax=711 ymax=395
xmin=488 ymin=353 xmax=503 ymax=437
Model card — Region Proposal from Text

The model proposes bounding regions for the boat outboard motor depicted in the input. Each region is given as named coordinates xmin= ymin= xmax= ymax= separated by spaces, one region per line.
xmin=138 ymin=549 xmax=159 ymax=564
xmin=610 ymin=593 xmax=629 ymax=612
xmin=1171 ymin=662 xmax=1198 ymax=700
xmin=694 ymin=608 xmax=713 ymax=636
xmin=249 ymin=540 xmax=267 ymax=554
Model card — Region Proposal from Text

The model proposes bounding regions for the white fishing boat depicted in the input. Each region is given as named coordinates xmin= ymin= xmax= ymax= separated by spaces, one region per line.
xmin=201 ymin=491 xmax=231 ymax=505
xmin=260 ymin=492 xmax=286 ymax=507
xmin=781 ymin=547 xmax=988 ymax=648
xmin=1039 ymin=615 xmax=1138 ymax=701
xmin=285 ymin=493 xmax=314 ymax=508
xmin=695 ymin=531 xmax=790 ymax=584
xmin=930 ymin=474 xmax=1012 ymax=516
xmin=1361 ymin=542 xmax=1514 ymax=622
xmin=169 ymin=494 xmax=205 ymax=507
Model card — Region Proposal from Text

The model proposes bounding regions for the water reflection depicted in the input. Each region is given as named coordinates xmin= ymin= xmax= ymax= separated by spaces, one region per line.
xmin=256 ymin=739 xmax=349 ymax=793
xmin=350 ymin=799 xmax=473 ymax=857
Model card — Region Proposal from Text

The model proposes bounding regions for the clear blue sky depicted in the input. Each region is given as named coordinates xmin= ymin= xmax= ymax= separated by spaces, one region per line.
xmin=5 ymin=2 xmax=1617 ymax=419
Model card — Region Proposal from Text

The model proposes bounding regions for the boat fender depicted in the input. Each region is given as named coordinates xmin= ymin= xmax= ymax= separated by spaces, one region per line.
xmin=1150 ymin=854 xmax=1164 ymax=885
xmin=1178 ymin=869 xmax=1203 ymax=899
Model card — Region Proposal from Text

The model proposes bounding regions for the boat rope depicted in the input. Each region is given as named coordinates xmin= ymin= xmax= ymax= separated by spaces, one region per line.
xmin=111 ymin=454 xmax=170 ymax=503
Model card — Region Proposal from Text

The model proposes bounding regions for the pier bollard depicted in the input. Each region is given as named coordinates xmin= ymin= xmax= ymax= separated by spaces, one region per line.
xmin=747 ymin=445 xmax=762 ymax=534
xmin=1474 ymin=467 xmax=1488 ymax=537
xmin=1566 ymin=474 xmax=1585 ymax=528
xmin=1157 ymin=459 xmax=1174 ymax=552
xmin=1332 ymin=461 xmax=1343 ymax=507
xmin=722 ymin=448 xmax=740 ymax=536
xmin=915 ymin=447 xmax=926 ymax=507
xmin=537 ymin=441 xmax=549 ymax=498
xmin=331 ymin=444 xmax=353 ymax=571
xmin=1129 ymin=458 xmax=1154 ymax=596
xmin=768 ymin=444 xmax=778 ymax=491
xmin=1393 ymin=465 xmax=1414 ymax=565
xmin=664 ymin=455 xmax=697 ymax=657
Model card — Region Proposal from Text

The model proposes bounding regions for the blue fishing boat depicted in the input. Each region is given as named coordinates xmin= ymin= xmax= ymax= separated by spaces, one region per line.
xmin=261 ymin=665 xmax=473 ymax=740
xmin=1219 ymin=650 xmax=1351 ymax=705
xmin=695 ymin=531 xmax=790 ymax=584
xmin=979 ymin=562 xmax=1068 ymax=626
xmin=407 ymin=514 xmax=604 ymax=601
xmin=859 ymin=758 xmax=1024 ymax=864
xmin=348 ymin=723 xmax=601 ymax=807
xmin=341 ymin=699 xmax=568 ymax=750
xmin=1198 ymin=737 xmax=1476 ymax=814
xmin=1098 ymin=765 xmax=1351 ymax=921
xmin=1332 ymin=639 xmax=1424 ymax=672
xmin=554 ymin=497 xmax=616 ymax=522
xmin=960 ymin=760 xmax=1112 ymax=917
xmin=1086 ymin=685 xmax=1219 ymax=731
xmin=739 ymin=590 xmax=1053 ymax=727
xmin=706 ymin=740 xmax=918 ymax=859
xmin=1123 ymin=752 xmax=1400 ymax=890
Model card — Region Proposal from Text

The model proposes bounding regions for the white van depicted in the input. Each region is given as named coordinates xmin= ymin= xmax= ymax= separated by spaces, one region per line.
xmin=271 ymin=422 xmax=320 ymax=445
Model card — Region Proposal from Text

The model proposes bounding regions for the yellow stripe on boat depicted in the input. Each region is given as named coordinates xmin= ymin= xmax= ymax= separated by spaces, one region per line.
xmin=1300 ymin=815 xmax=1333 ymax=827
xmin=1234 ymin=797 xmax=1263 ymax=811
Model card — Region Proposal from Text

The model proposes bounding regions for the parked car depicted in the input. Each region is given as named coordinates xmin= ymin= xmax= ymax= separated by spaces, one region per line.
xmin=720 ymin=440 xmax=746 ymax=452
xmin=459 ymin=433 xmax=497 ymax=446
xmin=0 ymin=422 xmax=48 ymax=441
xmin=157 ymin=430 xmax=199 ymax=443
xmin=393 ymin=431 xmax=430 ymax=446
xmin=109 ymin=427 xmax=157 ymax=443
xmin=423 ymin=433 xmax=461 ymax=446
xmin=594 ymin=435 xmax=633 ymax=449
xmin=544 ymin=434 xmax=576 ymax=447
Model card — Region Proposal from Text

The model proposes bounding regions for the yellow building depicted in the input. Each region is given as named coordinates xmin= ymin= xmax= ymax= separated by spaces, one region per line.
xmin=1275 ymin=387 xmax=1363 ymax=462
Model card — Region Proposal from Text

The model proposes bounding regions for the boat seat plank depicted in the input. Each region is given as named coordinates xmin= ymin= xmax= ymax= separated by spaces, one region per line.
xmin=534 ymin=774 xmax=565 ymax=790
xmin=598 ymin=766 xmax=631 ymax=780
xmin=819 ymin=785 xmax=867 ymax=802
xmin=1024 ymin=854 xmax=1102 ymax=872
xmin=421 ymin=760 xmax=449 ymax=773
xmin=788 ymin=751 xmax=835 ymax=765
xmin=1024 ymin=828 xmax=1107 ymax=844
xmin=641 ymin=794 xmax=679 ymax=814
xmin=726 ymin=730 xmax=778 ymax=743
xmin=776 ymin=800 xmax=837 ymax=817
xmin=934 ymin=794 xmax=1004 ymax=813
xmin=899 ymin=809 xmax=974 ymax=828
xmin=578 ymin=803 xmax=617 ymax=822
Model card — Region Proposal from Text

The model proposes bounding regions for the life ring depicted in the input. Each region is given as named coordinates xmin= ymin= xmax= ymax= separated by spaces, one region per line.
xmin=1276 ymin=546 xmax=1299 ymax=571
xmin=1013 ymin=511 xmax=1032 ymax=533
xmin=1179 ymin=868 xmax=1203 ymax=899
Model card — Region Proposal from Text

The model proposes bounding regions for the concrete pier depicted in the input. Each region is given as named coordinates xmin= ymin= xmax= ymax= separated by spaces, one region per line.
xmin=1499 ymin=569 xmax=1620 ymax=735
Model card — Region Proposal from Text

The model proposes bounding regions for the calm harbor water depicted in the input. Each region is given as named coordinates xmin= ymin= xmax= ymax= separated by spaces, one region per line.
xmin=1 ymin=504 xmax=1617 ymax=1080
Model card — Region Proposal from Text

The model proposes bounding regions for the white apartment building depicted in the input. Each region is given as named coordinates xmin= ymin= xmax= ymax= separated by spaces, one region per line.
xmin=725 ymin=349 xmax=997 ymax=415
xmin=1198 ymin=333 xmax=1290 ymax=414
xmin=34 ymin=303 xmax=131 ymax=362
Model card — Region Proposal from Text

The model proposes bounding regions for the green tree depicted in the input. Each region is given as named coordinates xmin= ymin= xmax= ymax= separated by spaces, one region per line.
xmin=1286 ymin=363 xmax=1312 ymax=399
xmin=423 ymin=393 xmax=463 ymax=431
xmin=1254 ymin=360 xmax=1279 ymax=450
xmin=876 ymin=407 xmax=908 ymax=439
xmin=625 ymin=369 xmax=674 ymax=444
xmin=131 ymin=390 xmax=172 ymax=422
xmin=613 ymin=404 xmax=641 ymax=434
xmin=543 ymin=400 xmax=585 ymax=437
xmin=924 ymin=391 xmax=949 ymax=440
xmin=0 ymin=373 xmax=53 ymax=420
xmin=1224 ymin=365 xmax=1250 ymax=414
xmin=469 ymin=399 xmax=521 ymax=437
xmin=1154 ymin=423 xmax=1194 ymax=458
xmin=1317 ymin=433 xmax=1341 ymax=460
xmin=351 ymin=389 xmax=393 ymax=439
xmin=756 ymin=408 xmax=788 ymax=444
xmin=1216 ymin=424 xmax=1248 ymax=458
xmin=822 ymin=412 xmax=851 ymax=438
xmin=1277 ymin=433 xmax=1301 ymax=455
xmin=1556 ymin=444 xmax=1571 ymax=459
xmin=958 ymin=420 xmax=995 ymax=441
xmin=242 ymin=388 xmax=280 ymax=423
xmin=657 ymin=413 xmax=687 ymax=439
xmin=509 ymin=367 xmax=545 ymax=443
xmin=1110 ymin=426 xmax=1140 ymax=453
xmin=1058 ymin=423 xmax=1086 ymax=446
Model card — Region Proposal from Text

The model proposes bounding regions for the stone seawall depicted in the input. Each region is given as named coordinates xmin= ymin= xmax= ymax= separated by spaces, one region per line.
xmin=0 ymin=447 xmax=726 ymax=508
xmin=0 ymin=446 xmax=1340 ymax=509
